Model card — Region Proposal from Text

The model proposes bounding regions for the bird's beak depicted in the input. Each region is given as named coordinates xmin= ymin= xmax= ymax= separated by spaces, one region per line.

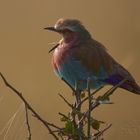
xmin=44 ymin=27 xmax=58 ymax=32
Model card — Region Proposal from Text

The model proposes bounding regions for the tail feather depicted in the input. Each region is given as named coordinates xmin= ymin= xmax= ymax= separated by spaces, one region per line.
xmin=121 ymin=81 xmax=140 ymax=95
xmin=104 ymin=74 xmax=140 ymax=95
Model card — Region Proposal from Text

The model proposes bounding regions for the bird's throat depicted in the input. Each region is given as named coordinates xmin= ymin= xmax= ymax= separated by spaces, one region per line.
xmin=62 ymin=32 xmax=80 ymax=45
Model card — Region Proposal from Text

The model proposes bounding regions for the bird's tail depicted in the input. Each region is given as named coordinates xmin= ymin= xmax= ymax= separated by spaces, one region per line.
xmin=132 ymin=85 xmax=140 ymax=95
xmin=121 ymin=81 xmax=140 ymax=95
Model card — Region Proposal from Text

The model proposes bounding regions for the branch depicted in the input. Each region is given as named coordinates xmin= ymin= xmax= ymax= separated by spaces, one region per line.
xmin=61 ymin=77 xmax=75 ymax=93
xmin=103 ymin=78 xmax=128 ymax=97
xmin=87 ymin=79 xmax=92 ymax=138
xmin=58 ymin=112 xmax=69 ymax=121
xmin=81 ymin=86 xmax=104 ymax=105
xmin=25 ymin=104 xmax=32 ymax=140
xmin=93 ymin=124 xmax=112 ymax=140
xmin=79 ymin=78 xmax=127 ymax=125
xmin=0 ymin=72 xmax=59 ymax=140
xmin=75 ymin=82 xmax=83 ymax=140
xmin=58 ymin=93 xmax=73 ymax=108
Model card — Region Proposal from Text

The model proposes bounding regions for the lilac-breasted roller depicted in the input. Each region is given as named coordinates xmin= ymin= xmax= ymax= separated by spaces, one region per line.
xmin=45 ymin=18 xmax=140 ymax=94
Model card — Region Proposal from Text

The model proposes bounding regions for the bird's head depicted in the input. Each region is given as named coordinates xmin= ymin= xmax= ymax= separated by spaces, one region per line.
xmin=44 ymin=18 xmax=91 ymax=43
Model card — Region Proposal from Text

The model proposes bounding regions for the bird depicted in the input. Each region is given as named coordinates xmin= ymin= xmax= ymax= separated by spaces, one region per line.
xmin=44 ymin=18 xmax=140 ymax=95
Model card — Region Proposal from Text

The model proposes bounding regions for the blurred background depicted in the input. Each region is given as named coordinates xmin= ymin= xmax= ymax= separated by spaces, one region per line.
xmin=0 ymin=0 xmax=140 ymax=139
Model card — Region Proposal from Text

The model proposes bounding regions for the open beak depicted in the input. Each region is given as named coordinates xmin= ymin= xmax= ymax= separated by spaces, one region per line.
xmin=44 ymin=27 xmax=58 ymax=32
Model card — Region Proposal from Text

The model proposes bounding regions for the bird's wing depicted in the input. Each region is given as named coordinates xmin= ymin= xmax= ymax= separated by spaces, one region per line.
xmin=104 ymin=61 xmax=140 ymax=94
xmin=72 ymin=39 xmax=140 ymax=94
xmin=72 ymin=39 xmax=113 ymax=76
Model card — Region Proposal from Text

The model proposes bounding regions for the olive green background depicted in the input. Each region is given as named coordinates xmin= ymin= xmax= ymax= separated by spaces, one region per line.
xmin=0 ymin=0 xmax=140 ymax=139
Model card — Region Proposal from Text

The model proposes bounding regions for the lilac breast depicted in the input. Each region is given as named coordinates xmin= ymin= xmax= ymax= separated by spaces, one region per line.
xmin=52 ymin=44 xmax=105 ymax=90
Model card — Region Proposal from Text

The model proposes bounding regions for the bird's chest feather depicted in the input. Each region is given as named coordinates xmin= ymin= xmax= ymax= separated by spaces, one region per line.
xmin=52 ymin=43 xmax=71 ymax=69
xmin=52 ymin=44 xmax=104 ymax=89
xmin=52 ymin=43 xmax=80 ymax=78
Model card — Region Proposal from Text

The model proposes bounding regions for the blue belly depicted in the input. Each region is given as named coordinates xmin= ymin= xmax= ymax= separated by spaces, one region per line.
xmin=54 ymin=57 xmax=107 ymax=90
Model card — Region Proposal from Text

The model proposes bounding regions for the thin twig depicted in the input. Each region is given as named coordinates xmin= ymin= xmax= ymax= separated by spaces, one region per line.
xmin=48 ymin=43 xmax=59 ymax=53
xmin=103 ymin=78 xmax=128 ymax=97
xmin=79 ymin=79 xmax=127 ymax=125
xmin=87 ymin=79 xmax=92 ymax=138
xmin=91 ymin=78 xmax=128 ymax=110
xmin=93 ymin=124 xmax=112 ymax=140
xmin=25 ymin=104 xmax=31 ymax=140
xmin=81 ymin=86 xmax=103 ymax=105
xmin=61 ymin=77 xmax=76 ymax=93
xmin=58 ymin=93 xmax=73 ymax=108
xmin=0 ymin=72 xmax=59 ymax=140
xmin=75 ymin=81 xmax=83 ymax=140
xmin=47 ymin=122 xmax=62 ymax=130
xmin=1 ymin=104 xmax=23 ymax=140
xmin=58 ymin=112 xmax=69 ymax=120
